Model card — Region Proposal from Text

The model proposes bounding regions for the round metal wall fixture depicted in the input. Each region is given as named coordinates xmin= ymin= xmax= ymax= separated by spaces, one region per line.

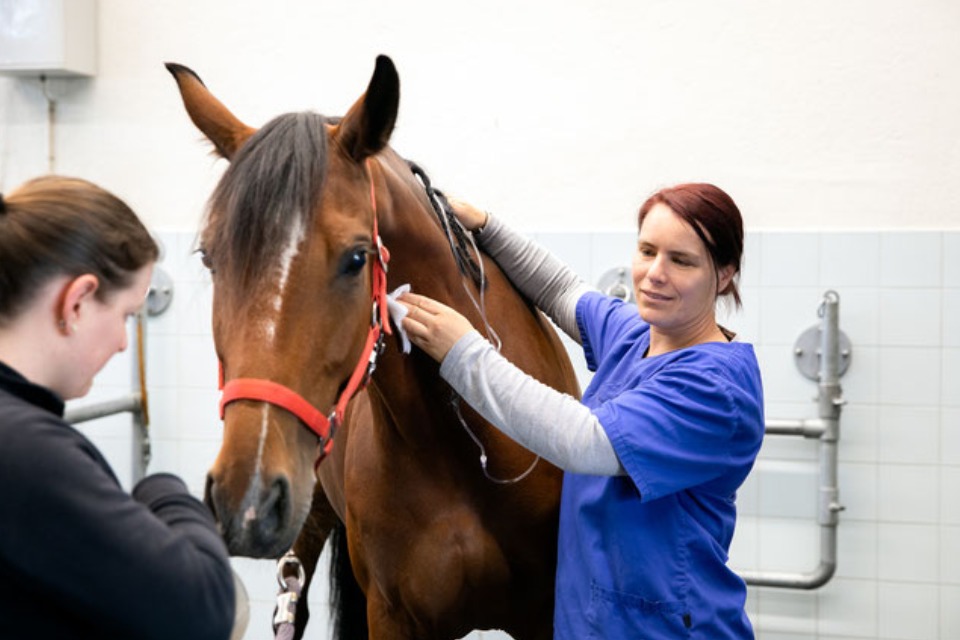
xmin=597 ymin=267 xmax=634 ymax=303
xmin=146 ymin=266 xmax=174 ymax=317
xmin=793 ymin=325 xmax=852 ymax=381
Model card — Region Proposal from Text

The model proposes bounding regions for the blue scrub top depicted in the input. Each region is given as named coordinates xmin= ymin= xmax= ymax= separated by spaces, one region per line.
xmin=554 ymin=293 xmax=764 ymax=639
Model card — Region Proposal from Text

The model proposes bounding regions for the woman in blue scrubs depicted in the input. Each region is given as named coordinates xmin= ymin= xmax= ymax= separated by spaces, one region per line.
xmin=400 ymin=183 xmax=764 ymax=638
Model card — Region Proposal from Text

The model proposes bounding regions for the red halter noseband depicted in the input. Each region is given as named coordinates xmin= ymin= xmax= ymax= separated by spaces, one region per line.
xmin=218 ymin=159 xmax=391 ymax=464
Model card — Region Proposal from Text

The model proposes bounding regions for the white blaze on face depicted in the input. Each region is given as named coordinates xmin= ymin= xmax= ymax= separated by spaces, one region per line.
xmin=263 ymin=214 xmax=306 ymax=343
xmin=240 ymin=403 xmax=272 ymax=529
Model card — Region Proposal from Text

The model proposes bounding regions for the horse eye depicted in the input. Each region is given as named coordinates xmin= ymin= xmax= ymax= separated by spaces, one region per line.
xmin=342 ymin=249 xmax=368 ymax=276
xmin=197 ymin=248 xmax=215 ymax=272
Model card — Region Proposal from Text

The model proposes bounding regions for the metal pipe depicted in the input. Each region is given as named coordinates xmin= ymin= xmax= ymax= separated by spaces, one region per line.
xmin=743 ymin=291 xmax=844 ymax=590
xmin=763 ymin=418 xmax=826 ymax=438
xmin=65 ymin=394 xmax=142 ymax=424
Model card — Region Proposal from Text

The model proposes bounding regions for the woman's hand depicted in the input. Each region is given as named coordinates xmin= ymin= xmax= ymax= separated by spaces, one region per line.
xmin=399 ymin=292 xmax=475 ymax=362
xmin=447 ymin=197 xmax=488 ymax=232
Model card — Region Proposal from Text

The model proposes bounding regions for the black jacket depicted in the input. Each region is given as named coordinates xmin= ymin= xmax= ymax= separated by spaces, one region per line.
xmin=0 ymin=360 xmax=235 ymax=639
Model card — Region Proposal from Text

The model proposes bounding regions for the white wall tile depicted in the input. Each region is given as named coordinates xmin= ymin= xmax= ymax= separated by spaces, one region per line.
xmin=943 ymin=408 xmax=960 ymax=465
xmin=944 ymin=347 xmax=960 ymax=408
xmin=835 ymin=521 xmax=878 ymax=580
xmin=944 ymin=289 xmax=960 ymax=348
xmin=877 ymin=406 xmax=940 ymax=464
xmin=941 ymin=466 xmax=960 ymax=525
xmin=879 ymin=232 xmax=942 ymax=288
xmin=147 ymin=437 xmax=180 ymax=477
xmin=589 ymin=231 xmax=636 ymax=287
xmin=878 ymin=288 xmax=941 ymax=347
xmin=176 ymin=280 xmax=215 ymax=337
xmin=724 ymin=285 xmax=761 ymax=343
xmin=177 ymin=334 xmax=219 ymax=389
xmin=757 ymin=519 xmax=822 ymax=574
xmin=833 ymin=287 xmax=879 ymax=347
xmin=878 ymin=347 xmax=942 ymax=406
xmin=731 ymin=515 xmax=759 ymax=571
xmin=757 ymin=287 xmax=825 ymax=345
xmin=877 ymin=465 xmax=938 ymax=524
xmin=877 ymin=582 xmax=938 ymax=640
xmin=941 ymin=525 xmax=960 ymax=584
xmin=820 ymin=232 xmax=880 ymax=288
xmin=945 ymin=232 xmax=960 ymax=288
xmin=178 ymin=439 xmax=222 ymax=497
xmin=741 ymin=232 xmax=761 ymax=288
xmin=146 ymin=334 xmax=181 ymax=388
xmin=942 ymin=584 xmax=960 ymax=640
xmin=535 ymin=231 xmax=593 ymax=282
xmin=877 ymin=523 xmax=939 ymax=582
xmin=756 ymin=460 xmax=818 ymax=519
xmin=838 ymin=462 xmax=878 ymax=522
xmin=760 ymin=233 xmax=820 ymax=288
xmin=754 ymin=587 xmax=818 ymax=635
xmin=841 ymin=346 xmax=880 ymax=406
xmin=757 ymin=344 xmax=821 ymax=406
xmin=176 ymin=388 xmax=222 ymax=442
xmin=738 ymin=473 xmax=760 ymax=516
xmin=817 ymin=577 xmax=877 ymax=636
xmin=837 ymin=404 xmax=879 ymax=463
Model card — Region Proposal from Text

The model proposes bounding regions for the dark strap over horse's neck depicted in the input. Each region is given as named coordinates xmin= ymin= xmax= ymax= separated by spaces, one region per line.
xmin=408 ymin=161 xmax=484 ymax=290
xmin=218 ymin=158 xmax=391 ymax=466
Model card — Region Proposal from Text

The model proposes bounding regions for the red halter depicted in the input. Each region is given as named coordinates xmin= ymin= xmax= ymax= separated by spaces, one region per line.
xmin=218 ymin=159 xmax=391 ymax=464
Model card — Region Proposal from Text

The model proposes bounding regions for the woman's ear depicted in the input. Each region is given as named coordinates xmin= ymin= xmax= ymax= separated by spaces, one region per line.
xmin=58 ymin=274 xmax=100 ymax=331
xmin=717 ymin=264 xmax=736 ymax=296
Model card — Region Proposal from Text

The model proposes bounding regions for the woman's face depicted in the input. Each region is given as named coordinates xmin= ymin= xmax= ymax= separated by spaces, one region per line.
xmin=62 ymin=265 xmax=154 ymax=400
xmin=631 ymin=203 xmax=729 ymax=339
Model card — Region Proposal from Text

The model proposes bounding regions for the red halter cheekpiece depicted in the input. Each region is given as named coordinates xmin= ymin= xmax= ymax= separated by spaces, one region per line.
xmin=218 ymin=159 xmax=391 ymax=465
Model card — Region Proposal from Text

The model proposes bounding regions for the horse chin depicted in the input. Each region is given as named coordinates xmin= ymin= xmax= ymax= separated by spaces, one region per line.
xmin=204 ymin=472 xmax=310 ymax=559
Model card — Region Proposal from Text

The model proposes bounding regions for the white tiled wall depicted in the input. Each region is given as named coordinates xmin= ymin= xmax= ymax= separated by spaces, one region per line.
xmin=70 ymin=229 xmax=960 ymax=639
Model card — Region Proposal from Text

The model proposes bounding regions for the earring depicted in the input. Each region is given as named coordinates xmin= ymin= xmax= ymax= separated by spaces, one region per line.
xmin=58 ymin=319 xmax=78 ymax=334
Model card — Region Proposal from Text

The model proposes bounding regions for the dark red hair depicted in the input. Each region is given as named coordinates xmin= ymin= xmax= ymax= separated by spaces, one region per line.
xmin=638 ymin=183 xmax=743 ymax=307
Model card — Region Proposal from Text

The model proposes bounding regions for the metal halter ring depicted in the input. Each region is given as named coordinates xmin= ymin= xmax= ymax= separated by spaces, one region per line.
xmin=276 ymin=550 xmax=305 ymax=590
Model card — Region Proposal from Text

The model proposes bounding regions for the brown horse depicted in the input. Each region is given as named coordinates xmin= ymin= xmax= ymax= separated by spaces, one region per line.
xmin=167 ymin=56 xmax=579 ymax=639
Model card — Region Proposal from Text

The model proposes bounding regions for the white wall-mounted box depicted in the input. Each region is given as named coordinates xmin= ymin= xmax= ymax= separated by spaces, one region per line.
xmin=0 ymin=0 xmax=97 ymax=77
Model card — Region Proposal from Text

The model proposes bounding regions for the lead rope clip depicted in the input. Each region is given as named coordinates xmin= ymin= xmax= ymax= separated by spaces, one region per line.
xmin=273 ymin=551 xmax=305 ymax=639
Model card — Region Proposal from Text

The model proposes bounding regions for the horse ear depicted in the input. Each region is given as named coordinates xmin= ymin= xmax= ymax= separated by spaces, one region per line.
xmin=165 ymin=62 xmax=257 ymax=160
xmin=335 ymin=55 xmax=400 ymax=162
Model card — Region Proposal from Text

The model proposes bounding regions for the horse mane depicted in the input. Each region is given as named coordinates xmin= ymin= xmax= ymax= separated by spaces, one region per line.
xmin=203 ymin=111 xmax=330 ymax=291
xmin=200 ymin=110 xmax=484 ymax=293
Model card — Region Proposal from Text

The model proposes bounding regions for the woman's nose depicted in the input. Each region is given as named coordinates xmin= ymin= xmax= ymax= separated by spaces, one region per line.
xmin=646 ymin=255 xmax=668 ymax=282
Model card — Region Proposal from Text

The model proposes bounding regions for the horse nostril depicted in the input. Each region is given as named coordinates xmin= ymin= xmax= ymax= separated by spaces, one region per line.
xmin=203 ymin=473 xmax=220 ymax=523
xmin=259 ymin=476 xmax=291 ymax=536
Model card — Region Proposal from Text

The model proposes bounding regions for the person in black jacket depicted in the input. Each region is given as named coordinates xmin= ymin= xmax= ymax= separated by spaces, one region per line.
xmin=0 ymin=176 xmax=236 ymax=639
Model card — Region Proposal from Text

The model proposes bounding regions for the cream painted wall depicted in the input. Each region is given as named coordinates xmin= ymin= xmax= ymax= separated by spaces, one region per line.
xmin=2 ymin=0 xmax=959 ymax=232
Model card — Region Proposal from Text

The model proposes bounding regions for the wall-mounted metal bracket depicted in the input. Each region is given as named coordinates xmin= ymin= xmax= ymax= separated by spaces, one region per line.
xmin=794 ymin=325 xmax=852 ymax=381
xmin=597 ymin=266 xmax=634 ymax=303
xmin=147 ymin=266 xmax=174 ymax=317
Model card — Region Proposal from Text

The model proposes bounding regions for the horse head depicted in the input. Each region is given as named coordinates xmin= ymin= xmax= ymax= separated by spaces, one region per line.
xmin=167 ymin=56 xmax=400 ymax=557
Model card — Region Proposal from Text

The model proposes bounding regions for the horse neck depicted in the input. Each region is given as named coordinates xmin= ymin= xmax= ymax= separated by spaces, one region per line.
xmin=367 ymin=158 xmax=485 ymax=443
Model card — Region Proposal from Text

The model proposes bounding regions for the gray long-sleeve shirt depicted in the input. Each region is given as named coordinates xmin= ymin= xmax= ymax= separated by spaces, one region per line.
xmin=439 ymin=215 xmax=625 ymax=476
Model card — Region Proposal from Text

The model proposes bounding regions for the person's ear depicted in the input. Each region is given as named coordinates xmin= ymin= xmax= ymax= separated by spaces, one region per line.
xmin=58 ymin=274 xmax=100 ymax=333
xmin=717 ymin=264 xmax=736 ymax=296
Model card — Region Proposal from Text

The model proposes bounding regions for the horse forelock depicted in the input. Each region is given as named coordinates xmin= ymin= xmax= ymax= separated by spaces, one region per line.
xmin=204 ymin=111 xmax=330 ymax=294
